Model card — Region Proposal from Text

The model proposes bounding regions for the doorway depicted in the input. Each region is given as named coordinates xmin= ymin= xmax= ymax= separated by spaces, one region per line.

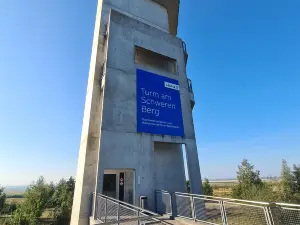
xmin=102 ymin=169 xmax=135 ymax=204
xmin=103 ymin=174 xmax=117 ymax=198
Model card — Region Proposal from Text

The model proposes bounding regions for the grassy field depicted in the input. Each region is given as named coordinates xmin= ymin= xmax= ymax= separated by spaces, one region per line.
xmin=6 ymin=197 xmax=25 ymax=204
xmin=209 ymin=179 xmax=281 ymax=198
xmin=5 ymin=190 xmax=25 ymax=205
xmin=209 ymin=181 xmax=237 ymax=198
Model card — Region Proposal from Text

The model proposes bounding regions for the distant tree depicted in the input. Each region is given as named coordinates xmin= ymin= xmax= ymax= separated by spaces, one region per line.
xmin=186 ymin=180 xmax=190 ymax=193
xmin=0 ymin=186 xmax=6 ymax=213
xmin=292 ymin=164 xmax=300 ymax=193
xmin=237 ymin=159 xmax=262 ymax=186
xmin=279 ymin=159 xmax=295 ymax=202
xmin=6 ymin=195 xmax=24 ymax=199
xmin=47 ymin=181 xmax=56 ymax=208
xmin=6 ymin=176 xmax=75 ymax=225
xmin=203 ymin=179 xmax=213 ymax=196
xmin=292 ymin=164 xmax=300 ymax=202
xmin=52 ymin=177 xmax=75 ymax=225
xmin=232 ymin=159 xmax=263 ymax=199
xmin=7 ymin=176 xmax=53 ymax=225
xmin=231 ymin=159 xmax=280 ymax=201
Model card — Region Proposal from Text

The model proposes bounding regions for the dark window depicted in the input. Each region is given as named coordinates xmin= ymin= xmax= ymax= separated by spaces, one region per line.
xmin=135 ymin=46 xmax=177 ymax=74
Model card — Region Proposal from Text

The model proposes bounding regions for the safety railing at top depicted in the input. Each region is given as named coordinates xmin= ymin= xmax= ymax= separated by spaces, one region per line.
xmin=94 ymin=194 xmax=161 ymax=225
xmin=182 ymin=41 xmax=188 ymax=66
xmin=155 ymin=191 xmax=300 ymax=225
xmin=187 ymin=78 xmax=193 ymax=93
xmin=182 ymin=41 xmax=187 ymax=54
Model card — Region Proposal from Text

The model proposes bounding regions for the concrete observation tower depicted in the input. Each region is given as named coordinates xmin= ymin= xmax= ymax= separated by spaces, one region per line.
xmin=71 ymin=0 xmax=203 ymax=224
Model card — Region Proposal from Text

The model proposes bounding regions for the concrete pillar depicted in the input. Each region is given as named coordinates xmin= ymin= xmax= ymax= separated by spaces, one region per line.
xmin=185 ymin=140 xmax=203 ymax=194
xmin=70 ymin=1 xmax=104 ymax=224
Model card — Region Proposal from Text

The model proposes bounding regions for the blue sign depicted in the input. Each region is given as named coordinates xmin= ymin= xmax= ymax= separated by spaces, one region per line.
xmin=136 ymin=69 xmax=184 ymax=136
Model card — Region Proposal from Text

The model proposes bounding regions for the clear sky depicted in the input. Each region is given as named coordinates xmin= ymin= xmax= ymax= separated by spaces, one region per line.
xmin=0 ymin=0 xmax=299 ymax=185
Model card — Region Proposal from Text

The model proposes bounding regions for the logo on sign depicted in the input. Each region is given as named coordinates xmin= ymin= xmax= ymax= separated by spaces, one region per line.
xmin=164 ymin=82 xmax=179 ymax=90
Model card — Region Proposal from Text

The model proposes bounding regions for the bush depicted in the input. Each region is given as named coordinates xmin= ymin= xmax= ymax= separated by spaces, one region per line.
xmin=0 ymin=186 xmax=6 ymax=213
xmin=1 ymin=202 xmax=17 ymax=215
xmin=203 ymin=178 xmax=213 ymax=196
xmin=186 ymin=180 xmax=190 ymax=193
xmin=6 ymin=176 xmax=75 ymax=225
xmin=233 ymin=182 xmax=280 ymax=202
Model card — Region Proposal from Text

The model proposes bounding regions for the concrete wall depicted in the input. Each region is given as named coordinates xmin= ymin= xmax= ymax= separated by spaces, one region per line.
xmin=104 ymin=0 xmax=169 ymax=32
xmin=103 ymin=10 xmax=196 ymax=140
xmin=95 ymin=10 xmax=203 ymax=211
xmin=72 ymin=1 xmax=202 ymax=223
xmin=124 ymin=171 xmax=134 ymax=204
xmin=154 ymin=143 xmax=186 ymax=193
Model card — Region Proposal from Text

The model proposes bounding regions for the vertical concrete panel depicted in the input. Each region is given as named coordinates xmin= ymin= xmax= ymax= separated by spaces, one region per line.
xmin=106 ymin=22 xmax=135 ymax=74
xmin=134 ymin=134 xmax=156 ymax=210
xmin=180 ymin=88 xmax=196 ymax=139
xmin=71 ymin=1 xmax=105 ymax=225
xmin=95 ymin=130 xmax=156 ymax=210
xmin=185 ymin=139 xmax=203 ymax=194
xmin=105 ymin=0 xmax=169 ymax=31
xmin=124 ymin=171 xmax=134 ymax=204
xmin=101 ymin=68 xmax=136 ymax=133
xmin=154 ymin=143 xmax=186 ymax=192
xmin=131 ymin=0 xmax=169 ymax=31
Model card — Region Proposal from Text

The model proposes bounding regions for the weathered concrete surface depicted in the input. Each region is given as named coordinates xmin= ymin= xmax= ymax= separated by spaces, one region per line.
xmin=105 ymin=0 xmax=169 ymax=32
xmin=95 ymin=10 xmax=202 ymax=211
xmin=70 ymin=1 xmax=105 ymax=225
xmin=152 ymin=0 xmax=180 ymax=35
xmin=104 ymin=0 xmax=179 ymax=35
xmin=72 ymin=1 xmax=202 ymax=224
xmin=154 ymin=143 xmax=186 ymax=193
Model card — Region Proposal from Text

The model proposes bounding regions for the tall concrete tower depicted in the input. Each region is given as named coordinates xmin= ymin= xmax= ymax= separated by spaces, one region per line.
xmin=71 ymin=1 xmax=203 ymax=224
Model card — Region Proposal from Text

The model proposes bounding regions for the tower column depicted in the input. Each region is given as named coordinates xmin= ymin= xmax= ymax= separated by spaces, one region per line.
xmin=185 ymin=139 xmax=203 ymax=194
xmin=70 ymin=1 xmax=105 ymax=224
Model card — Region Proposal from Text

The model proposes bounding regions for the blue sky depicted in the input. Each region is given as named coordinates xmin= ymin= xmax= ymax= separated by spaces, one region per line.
xmin=0 ymin=0 xmax=299 ymax=185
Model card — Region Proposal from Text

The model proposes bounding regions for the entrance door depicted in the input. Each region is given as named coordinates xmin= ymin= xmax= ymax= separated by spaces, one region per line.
xmin=103 ymin=174 xmax=117 ymax=198
xmin=103 ymin=169 xmax=135 ymax=204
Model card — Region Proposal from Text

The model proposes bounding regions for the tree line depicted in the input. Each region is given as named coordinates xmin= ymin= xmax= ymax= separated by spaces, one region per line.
xmin=2 ymin=159 xmax=300 ymax=224
xmin=0 ymin=177 xmax=75 ymax=225
xmin=202 ymin=159 xmax=300 ymax=203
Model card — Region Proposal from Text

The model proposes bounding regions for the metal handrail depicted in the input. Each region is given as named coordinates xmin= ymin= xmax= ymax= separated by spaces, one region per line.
xmin=156 ymin=190 xmax=169 ymax=193
xmin=187 ymin=78 xmax=193 ymax=93
xmin=175 ymin=192 xmax=270 ymax=205
xmin=94 ymin=194 xmax=161 ymax=225
xmin=182 ymin=41 xmax=187 ymax=52
xmin=97 ymin=193 xmax=159 ymax=216
xmin=275 ymin=202 xmax=300 ymax=207
xmin=175 ymin=192 xmax=300 ymax=209
xmin=169 ymin=191 xmax=300 ymax=225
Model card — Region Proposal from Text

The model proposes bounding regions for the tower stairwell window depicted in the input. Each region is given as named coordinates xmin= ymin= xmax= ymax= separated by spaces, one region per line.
xmin=135 ymin=46 xmax=177 ymax=74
